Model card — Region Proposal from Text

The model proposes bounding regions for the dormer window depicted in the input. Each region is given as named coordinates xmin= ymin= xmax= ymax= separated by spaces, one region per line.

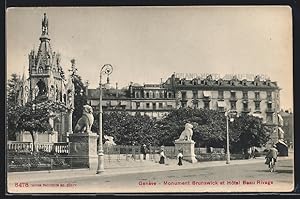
xmin=217 ymin=79 xmax=223 ymax=85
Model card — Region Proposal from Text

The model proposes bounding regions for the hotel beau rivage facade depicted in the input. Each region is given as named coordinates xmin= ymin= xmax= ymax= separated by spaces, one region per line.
xmin=87 ymin=73 xmax=281 ymax=142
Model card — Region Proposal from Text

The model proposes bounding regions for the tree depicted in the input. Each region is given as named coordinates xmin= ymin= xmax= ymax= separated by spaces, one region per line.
xmin=92 ymin=111 xmax=157 ymax=146
xmin=150 ymin=108 xmax=270 ymax=152
xmin=151 ymin=108 xmax=228 ymax=147
xmin=7 ymin=73 xmax=20 ymax=106
xmin=72 ymin=74 xmax=87 ymax=129
xmin=12 ymin=98 xmax=67 ymax=152
xmin=230 ymin=115 xmax=271 ymax=153
xmin=6 ymin=73 xmax=21 ymax=140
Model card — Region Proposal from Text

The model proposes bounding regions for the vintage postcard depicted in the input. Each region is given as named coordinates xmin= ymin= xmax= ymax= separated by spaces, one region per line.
xmin=6 ymin=6 xmax=294 ymax=194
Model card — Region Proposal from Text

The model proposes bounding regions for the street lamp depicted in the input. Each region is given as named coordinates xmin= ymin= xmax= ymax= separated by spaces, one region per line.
xmin=96 ymin=64 xmax=113 ymax=174
xmin=225 ymin=110 xmax=238 ymax=164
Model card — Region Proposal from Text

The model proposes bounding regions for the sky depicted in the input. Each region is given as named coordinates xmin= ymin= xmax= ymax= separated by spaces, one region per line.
xmin=6 ymin=6 xmax=293 ymax=110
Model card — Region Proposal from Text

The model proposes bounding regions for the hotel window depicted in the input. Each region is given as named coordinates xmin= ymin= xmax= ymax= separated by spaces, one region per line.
xmin=159 ymin=103 xmax=163 ymax=108
xmin=231 ymin=91 xmax=236 ymax=99
xmin=151 ymin=92 xmax=155 ymax=98
xmin=218 ymin=91 xmax=224 ymax=99
xmin=168 ymin=92 xmax=172 ymax=98
xmin=153 ymin=103 xmax=156 ymax=109
xmin=255 ymin=101 xmax=260 ymax=110
xmin=160 ymin=92 xmax=164 ymax=98
xmin=181 ymin=91 xmax=187 ymax=99
xmin=135 ymin=92 xmax=140 ymax=98
xmin=156 ymin=92 xmax=160 ymax=98
xmin=267 ymin=91 xmax=272 ymax=100
xmin=267 ymin=103 xmax=272 ymax=109
xmin=255 ymin=92 xmax=260 ymax=99
xmin=243 ymin=91 xmax=248 ymax=99
xmin=204 ymin=101 xmax=210 ymax=109
xmin=146 ymin=103 xmax=150 ymax=108
xmin=243 ymin=102 xmax=248 ymax=109
xmin=230 ymin=101 xmax=236 ymax=110
xmin=193 ymin=90 xmax=198 ymax=99
xmin=167 ymin=104 xmax=173 ymax=109
xmin=146 ymin=92 xmax=149 ymax=98
xmin=136 ymin=102 xmax=140 ymax=109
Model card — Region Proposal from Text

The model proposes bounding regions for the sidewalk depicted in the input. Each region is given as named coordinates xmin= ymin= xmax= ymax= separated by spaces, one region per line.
xmin=7 ymin=155 xmax=293 ymax=183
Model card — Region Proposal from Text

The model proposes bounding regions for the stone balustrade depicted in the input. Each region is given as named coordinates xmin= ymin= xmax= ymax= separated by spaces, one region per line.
xmin=7 ymin=141 xmax=69 ymax=154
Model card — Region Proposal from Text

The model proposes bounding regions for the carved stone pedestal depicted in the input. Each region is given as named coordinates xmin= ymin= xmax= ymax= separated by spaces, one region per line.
xmin=68 ymin=132 xmax=98 ymax=169
xmin=175 ymin=140 xmax=197 ymax=163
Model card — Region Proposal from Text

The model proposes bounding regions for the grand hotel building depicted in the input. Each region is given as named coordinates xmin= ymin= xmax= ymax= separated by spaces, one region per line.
xmin=87 ymin=73 xmax=281 ymax=143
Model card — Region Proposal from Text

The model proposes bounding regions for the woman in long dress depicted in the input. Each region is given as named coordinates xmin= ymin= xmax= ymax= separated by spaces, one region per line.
xmin=177 ymin=151 xmax=183 ymax=166
xmin=159 ymin=150 xmax=165 ymax=164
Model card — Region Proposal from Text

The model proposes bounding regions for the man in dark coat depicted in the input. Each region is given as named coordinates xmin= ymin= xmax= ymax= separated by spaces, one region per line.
xmin=141 ymin=144 xmax=147 ymax=160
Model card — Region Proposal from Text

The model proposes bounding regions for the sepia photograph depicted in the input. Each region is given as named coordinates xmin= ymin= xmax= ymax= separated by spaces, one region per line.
xmin=6 ymin=6 xmax=293 ymax=193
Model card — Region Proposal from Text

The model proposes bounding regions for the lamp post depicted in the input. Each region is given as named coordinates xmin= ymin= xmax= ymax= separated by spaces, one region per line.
xmin=96 ymin=64 xmax=113 ymax=174
xmin=32 ymin=103 xmax=36 ymax=152
xmin=225 ymin=110 xmax=237 ymax=164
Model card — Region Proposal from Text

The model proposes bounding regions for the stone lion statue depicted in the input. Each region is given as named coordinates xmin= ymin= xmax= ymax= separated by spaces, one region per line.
xmin=74 ymin=105 xmax=94 ymax=133
xmin=176 ymin=123 xmax=193 ymax=141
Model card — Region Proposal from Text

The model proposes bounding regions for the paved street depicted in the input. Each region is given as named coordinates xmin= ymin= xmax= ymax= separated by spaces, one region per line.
xmin=8 ymin=158 xmax=293 ymax=193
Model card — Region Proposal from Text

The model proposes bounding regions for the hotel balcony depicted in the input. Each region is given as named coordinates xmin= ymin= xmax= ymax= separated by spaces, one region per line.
xmin=218 ymin=96 xmax=224 ymax=100
xmin=203 ymin=97 xmax=211 ymax=102
xmin=266 ymin=107 xmax=275 ymax=113
xmin=180 ymin=98 xmax=188 ymax=102
xmin=242 ymin=108 xmax=251 ymax=113
xmin=229 ymin=96 xmax=237 ymax=102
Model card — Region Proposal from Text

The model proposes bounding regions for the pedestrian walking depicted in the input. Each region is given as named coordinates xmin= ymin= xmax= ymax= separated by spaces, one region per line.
xmin=177 ymin=150 xmax=183 ymax=166
xmin=159 ymin=149 xmax=165 ymax=164
xmin=141 ymin=144 xmax=147 ymax=160
xmin=251 ymin=147 xmax=257 ymax=159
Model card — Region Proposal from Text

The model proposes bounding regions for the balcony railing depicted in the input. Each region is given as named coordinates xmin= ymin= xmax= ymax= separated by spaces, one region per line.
xmin=203 ymin=97 xmax=211 ymax=102
xmin=266 ymin=107 xmax=275 ymax=113
xmin=229 ymin=96 xmax=237 ymax=101
xmin=242 ymin=108 xmax=251 ymax=113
